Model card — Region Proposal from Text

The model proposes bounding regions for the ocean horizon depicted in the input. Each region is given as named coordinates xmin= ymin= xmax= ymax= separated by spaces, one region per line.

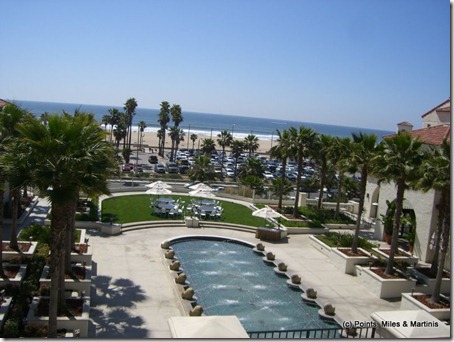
xmin=9 ymin=99 xmax=394 ymax=141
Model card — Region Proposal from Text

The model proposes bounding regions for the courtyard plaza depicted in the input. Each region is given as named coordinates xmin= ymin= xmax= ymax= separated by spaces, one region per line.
xmin=18 ymin=194 xmax=400 ymax=338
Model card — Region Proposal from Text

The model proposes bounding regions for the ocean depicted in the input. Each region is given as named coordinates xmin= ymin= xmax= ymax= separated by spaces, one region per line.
xmin=10 ymin=99 xmax=393 ymax=141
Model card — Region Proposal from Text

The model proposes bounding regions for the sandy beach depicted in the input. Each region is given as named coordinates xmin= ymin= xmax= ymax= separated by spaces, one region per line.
xmin=130 ymin=130 xmax=274 ymax=155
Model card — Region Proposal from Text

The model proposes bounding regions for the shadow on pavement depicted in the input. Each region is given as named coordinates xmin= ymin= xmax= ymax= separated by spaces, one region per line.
xmin=90 ymin=275 xmax=149 ymax=338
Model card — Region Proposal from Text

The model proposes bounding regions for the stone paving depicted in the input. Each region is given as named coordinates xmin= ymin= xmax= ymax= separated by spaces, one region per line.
xmin=13 ymin=195 xmax=402 ymax=338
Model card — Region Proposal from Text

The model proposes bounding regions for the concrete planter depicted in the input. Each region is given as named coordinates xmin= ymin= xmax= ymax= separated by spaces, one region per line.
xmin=97 ymin=222 xmax=122 ymax=235
xmin=2 ymin=241 xmax=38 ymax=262
xmin=184 ymin=216 xmax=200 ymax=228
xmin=309 ymin=235 xmax=332 ymax=257
xmin=26 ymin=296 xmax=91 ymax=337
xmin=71 ymin=244 xmax=93 ymax=266
xmin=407 ymin=267 xmax=451 ymax=295
xmin=372 ymin=247 xmax=419 ymax=265
xmin=39 ymin=265 xmax=92 ymax=295
xmin=355 ymin=266 xmax=416 ymax=299
xmin=330 ymin=248 xmax=375 ymax=275
xmin=287 ymin=227 xmax=328 ymax=234
xmin=400 ymin=292 xmax=451 ymax=321
xmin=0 ymin=264 xmax=28 ymax=287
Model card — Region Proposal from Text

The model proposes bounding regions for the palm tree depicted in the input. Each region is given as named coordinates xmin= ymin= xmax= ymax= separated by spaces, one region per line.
xmin=328 ymin=136 xmax=354 ymax=219
xmin=417 ymin=139 xmax=450 ymax=303
xmin=0 ymin=103 xmax=32 ymax=274
xmin=170 ymin=104 xmax=184 ymax=159
xmin=373 ymin=132 xmax=425 ymax=275
xmin=107 ymin=108 xmax=122 ymax=142
xmin=230 ymin=140 xmax=245 ymax=181
xmin=11 ymin=112 xmax=117 ymax=337
xmin=157 ymin=101 xmax=170 ymax=157
xmin=113 ymin=118 xmax=128 ymax=150
xmin=200 ymin=138 xmax=216 ymax=156
xmin=101 ymin=114 xmax=111 ymax=140
xmin=244 ymin=134 xmax=259 ymax=157
xmin=312 ymin=134 xmax=333 ymax=209
xmin=138 ymin=120 xmax=147 ymax=150
xmin=188 ymin=155 xmax=216 ymax=182
xmin=168 ymin=126 xmax=180 ymax=161
xmin=124 ymin=98 xmax=138 ymax=154
xmin=269 ymin=129 xmax=291 ymax=211
xmin=349 ymin=132 xmax=378 ymax=253
xmin=217 ymin=130 xmax=233 ymax=162
xmin=40 ymin=111 xmax=50 ymax=126
xmin=288 ymin=126 xmax=317 ymax=217
xmin=190 ymin=133 xmax=198 ymax=150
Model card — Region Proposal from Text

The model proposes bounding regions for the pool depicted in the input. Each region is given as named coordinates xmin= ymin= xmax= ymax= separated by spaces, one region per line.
xmin=169 ymin=237 xmax=340 ymax=332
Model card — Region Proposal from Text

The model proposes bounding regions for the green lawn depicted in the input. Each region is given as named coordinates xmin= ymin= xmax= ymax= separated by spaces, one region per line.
xmin=101 ymin=194 xmax=265 ymax=226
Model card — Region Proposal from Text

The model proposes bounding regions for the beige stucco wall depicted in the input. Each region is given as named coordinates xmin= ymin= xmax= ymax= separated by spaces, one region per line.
xmin=365 ymin=178 xmax=440 ymax=265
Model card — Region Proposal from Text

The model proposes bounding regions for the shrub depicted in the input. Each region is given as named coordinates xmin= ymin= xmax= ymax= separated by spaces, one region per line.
xmin=317 ymin=232 xmax=378 ymax=251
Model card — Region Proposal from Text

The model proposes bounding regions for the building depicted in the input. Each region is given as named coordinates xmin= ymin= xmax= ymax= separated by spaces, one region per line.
xmin=364 ymin=99 xmax=450 ymax=269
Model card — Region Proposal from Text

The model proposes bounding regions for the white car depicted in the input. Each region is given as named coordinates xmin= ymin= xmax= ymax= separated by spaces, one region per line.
xmin=264 ymin=171 xmax=274 ymax=180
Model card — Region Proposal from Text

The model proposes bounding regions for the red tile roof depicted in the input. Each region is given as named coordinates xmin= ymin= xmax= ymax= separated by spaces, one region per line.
xmin=421 ymin=98 xmax=450 ymax=118
xmin=385 ymin=125 xmax=450 ymax=146
xmin=0 ymin=99 xmax=11 ymax=109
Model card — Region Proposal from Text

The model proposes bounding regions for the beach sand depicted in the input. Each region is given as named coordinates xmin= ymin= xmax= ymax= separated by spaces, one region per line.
xmin=130 ymin=130 xmax=274 ymax=155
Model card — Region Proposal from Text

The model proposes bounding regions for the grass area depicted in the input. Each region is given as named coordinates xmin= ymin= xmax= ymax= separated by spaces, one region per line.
xmin=299 ymin=205 xmax=355 ymax=224
xmin=101 ymin=194 xmax=266 ymax=226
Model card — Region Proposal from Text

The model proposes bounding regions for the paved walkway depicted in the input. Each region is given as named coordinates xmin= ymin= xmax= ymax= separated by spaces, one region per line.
xmin=17 ymin=195 xmax=401 ymax=338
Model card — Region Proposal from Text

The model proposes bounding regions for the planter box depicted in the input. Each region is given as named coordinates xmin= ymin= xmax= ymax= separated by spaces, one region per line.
xmin=356 ymin=266 xmax=416 ymax=299
xmin=184 ymin=216 xmax=199 ymax=228
xmin=2 ymin=241 xmax=38 ymax=262
xmin=372 ymin=247 xmax=419 ymax=265
xmin=309 ymin=235 xmax=332 ymax=257
xmin=287 ymin=227 xmax=329 ymax=234
xmin=39 ymin=265 xmax=92 ymax=295
xmin=0 ymin=264 xmax=28 ymax=287
xmin=26 ymin=296 xmax=91 ymax=337
xmin=330 ymin=248 xmax=375 ymax=275
xmin=407 ymin=267 xmax=451 ymax=295
xmin=400 ymin=292 xmax=451 ymax=321
xmin=0 ymin=297 xmax=12 ymax=329
xmin=71 ymin=244 xmax=93 ymax=266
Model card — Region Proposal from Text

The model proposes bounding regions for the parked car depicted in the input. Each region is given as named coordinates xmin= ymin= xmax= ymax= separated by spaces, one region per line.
xmin=148 ymin=155 xmax=158 ymax=164
xmin=154 ymin=163 xmax=166 ymax=174
xmin=179 ymin=165 xmax=189 ymax=174
xmin=166 ymin=162 xmax=179 ymax=174
xmin=122 ymin=164 xmax=133 ymax=172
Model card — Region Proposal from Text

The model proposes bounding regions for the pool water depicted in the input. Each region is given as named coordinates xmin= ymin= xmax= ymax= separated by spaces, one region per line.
xmin=170 ymin=238 xmax=340 ymax=332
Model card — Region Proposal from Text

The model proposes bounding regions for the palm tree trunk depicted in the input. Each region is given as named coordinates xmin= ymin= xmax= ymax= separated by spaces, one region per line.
xmin=352 ymin=167 xmax=367 ymax=254
xmin=0 ymin=184 xmax=6 ymax=277
xmin=431 ymin=195 xmax=450 ymax=303
xmin=317 ymin=161 xmax=327 ymax=209
xmin=9 ymin=187 xmax=20 ymax=250
xmin=430 ymin=193 xmax=446 ymax=275
xmin=334 ymin=175 xmax=344 ymax=219
xmin=293 ymin=156 xmax=303 ymax=217
xmin=385 ymin=180 xmax=405 ymax=275
xmin=48 ymin=203 xmax=68 ymax=338
xmin=278 ymin=159 xmax=287 ymax=211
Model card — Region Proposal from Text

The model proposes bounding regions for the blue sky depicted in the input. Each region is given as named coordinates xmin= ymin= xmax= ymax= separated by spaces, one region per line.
xmin=0 ymin=0 xmax=450 ymax=130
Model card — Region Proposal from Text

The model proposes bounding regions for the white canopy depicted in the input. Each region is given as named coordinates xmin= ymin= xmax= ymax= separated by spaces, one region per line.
xmin=189 ymin=182 xmax=213 ymax=191
xmin=168 ymin=316 xmax=249 ymax=338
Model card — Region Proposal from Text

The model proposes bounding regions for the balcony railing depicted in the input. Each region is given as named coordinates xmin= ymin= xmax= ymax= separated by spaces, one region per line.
xmin=247 ymin=326 xmax=377 ymax=339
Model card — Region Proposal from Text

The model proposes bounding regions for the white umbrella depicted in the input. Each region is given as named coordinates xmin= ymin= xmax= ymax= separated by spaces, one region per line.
xmin=188 ymin=182 xmax=213 ymax=191
xmin=145 ymin=181 xmax=172 ymax=189
xmin=188 ymin=188 xmax=216 ymax=198
xmin=145 ymin=186 xmax=172 ymax=195
xmin=252 ymin=206 xmax=280 ymax=226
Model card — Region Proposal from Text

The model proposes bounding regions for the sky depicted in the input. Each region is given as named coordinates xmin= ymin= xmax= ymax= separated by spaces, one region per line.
xmin=0 ymin=0 xmax=450 ymax=131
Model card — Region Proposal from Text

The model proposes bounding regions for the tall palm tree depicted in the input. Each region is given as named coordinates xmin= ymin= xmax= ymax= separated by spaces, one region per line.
xmin=170 ymin=104 xmax=183 ymax=159
xmin=124 ymin=98 xmax=138 ymax=154
xmin=101 ymin=114 xmax=111 ymax=140
xmin=217 ymin=130 xmax=233 ymax=161
xmin=108 ymin=108 xmax=122 ymax=142
xmin=230 ymin=140 xmax=245 ymax=181
xmin=312 ymin=134 xmax=333 ymax=209
xmin=328 ymin=136 xmax=354 ymax=219
xmin=417 ymin=139 xmax=450 ymax=303
xmin=138 ymin=120 xmax=147 ymax=150
xmin=349 ymin=132 xmax=378 ymax=253
xmin=373 ymin=132 xmax=425 ymax=275
xmin=190 ymin=133 xmax=198 ymax=150
xmin=270 ymin=129 xmax=291 ymax=211
xmin=288 ymin=126 xmax=317 ymax=217
xmin=11 ymin=112 xmax=117 ymax=337
xmin=244 ymin=134 xmax=259 ymax=157
xmin=158 ymin=101 xmax=170 ymax=157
